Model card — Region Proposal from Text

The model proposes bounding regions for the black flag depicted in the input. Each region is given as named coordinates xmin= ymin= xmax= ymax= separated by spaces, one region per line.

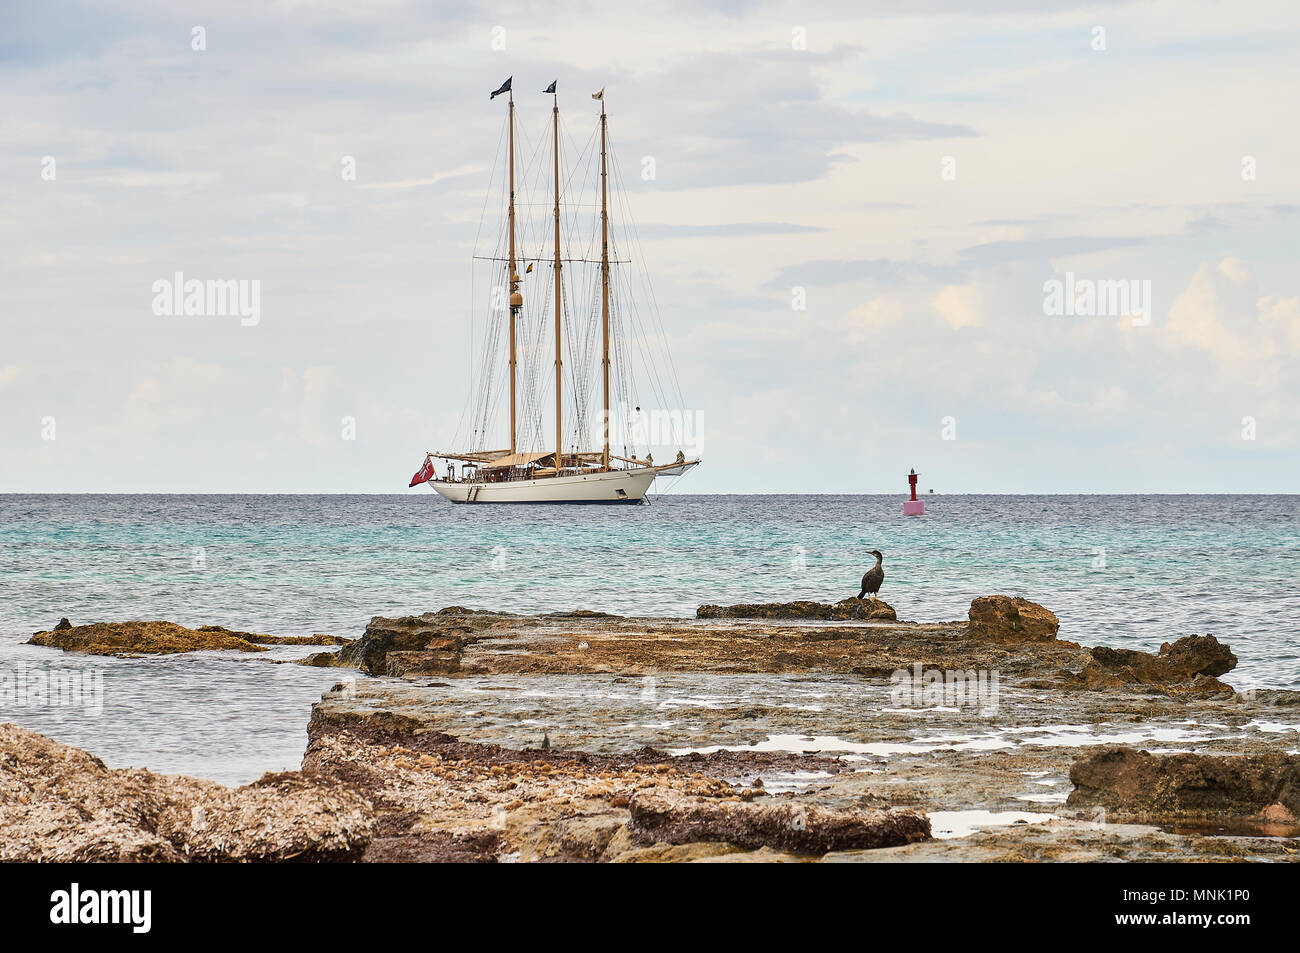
xmin=490 ymin=76 xmax=512 ymax=100
xmin=543 ymin=80 xmax=556 ymax=94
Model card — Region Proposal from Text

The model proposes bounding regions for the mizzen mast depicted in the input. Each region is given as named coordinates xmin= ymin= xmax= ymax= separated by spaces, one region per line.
xmin=596 ymin=88 xmax=611 ymax=472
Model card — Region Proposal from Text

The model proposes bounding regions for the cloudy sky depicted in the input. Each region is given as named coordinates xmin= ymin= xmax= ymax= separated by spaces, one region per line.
xmin=2 ymin=0 xmax=1298 ymax=493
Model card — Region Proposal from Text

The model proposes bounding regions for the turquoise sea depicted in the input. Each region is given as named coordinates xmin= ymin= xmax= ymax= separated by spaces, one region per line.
xmin=2 ymin=493 xmax=1297 ymax=783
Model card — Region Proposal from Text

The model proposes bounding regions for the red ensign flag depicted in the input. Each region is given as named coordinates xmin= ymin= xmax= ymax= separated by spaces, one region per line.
xmin=409 ymin=458 xmax=435 ymax=487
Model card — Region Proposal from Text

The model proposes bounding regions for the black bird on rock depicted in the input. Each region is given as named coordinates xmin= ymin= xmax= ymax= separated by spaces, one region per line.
xmin=858 ymin=550 xmax=884 ymax=601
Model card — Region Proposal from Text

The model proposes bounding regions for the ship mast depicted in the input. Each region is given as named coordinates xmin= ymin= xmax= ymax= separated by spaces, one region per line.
xmin=507 ymin=89 xmax=520 ymax=453
xmin=598 ymin=94 xmax=611 ymax=472
xmin=551 ymin=85 xmax=563 ymax=474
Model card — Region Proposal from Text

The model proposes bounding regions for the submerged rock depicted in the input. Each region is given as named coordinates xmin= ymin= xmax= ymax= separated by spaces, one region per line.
xmin=1067 ymin=745 xmax=1300 ymax=818
xmin=968 ymin=596 xmax=1059 ymax=643
xmin=30 ymin=621 xmax=270 ymax=655
xmin=298 ymin=649 xmax=349 ymax=667
xmin=0 ymin=724 xmax=373 ymax=862
xmin=543 ymin=609 xmax=622 ymax=620
xmin=696 ymin=598 xmax=897 ymax=622
xmin=196 ymin=626 xmax=350 ymax=647
xmin=627 ymin=788 xmax=930 ymax=853
xmin=28 ymin=620 xmax=349 ymax=656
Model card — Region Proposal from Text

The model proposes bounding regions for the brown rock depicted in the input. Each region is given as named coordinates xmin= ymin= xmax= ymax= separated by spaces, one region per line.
xmin=1080 ymin=634 xmax=1237 ymax=692
xmin=1067 ymin=746 xmax=1300 ymax=818
xmin=27 ymin=621 xmax=349 ymax=656
xmin=515 ymin=809 xmax=629 ymax=862
xmin=338 ymin=614 xmax=475 ymax=675
xmin=0 ymin=724 xmax=373 ymax=862
xmin=968 ymin=596 xmax=1059 ymax=643
xmin=1157 ymin=634 xmax=1237 ymax=677
xmin=610 ymin=839 xmax=750 ymax=863
xmin=196 ymin=626 xmax=352 ymax=646
xmin=28 ymin=620 xmax=270 ymax=656
xmin=1258 ymin=802 xmax=1295 ymax=823
xmin=297 ymin=650 xmax=347 ymax=667
xmin=627 ymin=788 xmax=930 ymax=853
xmin=696 ymin=599 xmax=897 ymax=622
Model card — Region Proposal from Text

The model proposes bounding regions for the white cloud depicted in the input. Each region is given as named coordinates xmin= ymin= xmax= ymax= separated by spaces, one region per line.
xmin=930 ymin=285 xmax=981 ymax=329
xmin=1163 ymin=258 xmax=1300 ymax=371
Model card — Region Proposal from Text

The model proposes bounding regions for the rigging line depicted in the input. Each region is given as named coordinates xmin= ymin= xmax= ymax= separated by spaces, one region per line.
xmin=566 ymin=265 xmax=600 ymax=448
xmin=553 ymin=115 xmax=614 ymax=449
xmin=608 ymin=230 xmax=672 ymax=428
xmin=472 ymin=209 xmax=512 ymax=449
xmin=607 ymin=206 xmax=680 ymax=437
xmin=467 ymin=118 xmax=512 ymax=449
xmin=447 ymin=114 xmax=506 ymax=449
xmin=607 ymin=128 xmax=687 ymax=413
xmin=453 ymin=112 xmax=510 ymax=451
xmin=604 ymin=184 xmax=669 ymax=415
xmin=472 ymin=204 xmax=512 ymax=448
xmin=607 ymin=155 xmax=676 ymax=413
xmin=557 ymin=115 xmax=602 ymax=276
xmin=553 ymin=119 xmax=588 ymax=453
xmin=472 ymin=256 xmax=630 ymax=263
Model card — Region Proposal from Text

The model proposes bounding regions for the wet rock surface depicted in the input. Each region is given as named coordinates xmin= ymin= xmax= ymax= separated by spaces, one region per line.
xmin=12 ymin=598 xmax=1300 ymax=863
xmin=322 ymin=607 xmax=1087 ymax=681
xmin=627 ymin=788 xmax=930 ymax=852
xmin=301 ymin=719 xmax=858 ymax=861
xmin=309 ymin=604 xmax=1248 ymax=700
xmin=28 ymin=620 xmax=349 ymax=656
xmin=298 ymin=603 xmax=1299 ymax=862
xmin=697 ymin=599 xmax=898 ymax=622
xmin=1067 ymin=746 xmax=1300 ymax=819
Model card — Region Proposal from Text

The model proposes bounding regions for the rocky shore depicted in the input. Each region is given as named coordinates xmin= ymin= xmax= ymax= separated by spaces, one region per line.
xmin=0 ymin=723 xmax=370 ymax=862
xmin=5 ymin=596 xmax=1299 ymax=862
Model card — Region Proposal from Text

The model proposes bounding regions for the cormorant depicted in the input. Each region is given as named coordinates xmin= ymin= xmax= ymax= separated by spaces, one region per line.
xmin=858 ymin=550 xmax=884 ymax=601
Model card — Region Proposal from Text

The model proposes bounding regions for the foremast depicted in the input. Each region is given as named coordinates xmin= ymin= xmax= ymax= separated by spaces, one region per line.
xmin=550 ymin=83 xmax=563 ymax=475
xmin=507 ymin=88 xmax=520 ymax=453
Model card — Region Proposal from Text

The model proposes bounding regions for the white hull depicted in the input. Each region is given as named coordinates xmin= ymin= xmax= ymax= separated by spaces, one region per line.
xmin=430 ymin=467 xmax=658 ymax=504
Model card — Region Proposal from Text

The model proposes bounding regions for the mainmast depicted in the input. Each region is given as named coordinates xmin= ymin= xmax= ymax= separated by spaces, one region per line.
xmin=551 ymin=84 xmax=563 ymax=474
xmin=597 ymin=90 xmax=611 ymax=471
xmin=507 ymin=89 xmax=520 ymax=453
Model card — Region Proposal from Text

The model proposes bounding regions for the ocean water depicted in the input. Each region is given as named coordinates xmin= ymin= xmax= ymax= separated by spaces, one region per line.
xmin=2 ymin=493 xmax=1298 ymax=783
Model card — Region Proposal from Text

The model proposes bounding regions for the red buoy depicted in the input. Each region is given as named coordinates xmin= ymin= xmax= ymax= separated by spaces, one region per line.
xmin=904 ymin=468 xmax=925 ymax=515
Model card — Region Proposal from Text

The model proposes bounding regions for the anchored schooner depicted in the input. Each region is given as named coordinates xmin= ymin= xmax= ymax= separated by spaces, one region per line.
xmin=411 ymin=78 xmax=700 ymax=504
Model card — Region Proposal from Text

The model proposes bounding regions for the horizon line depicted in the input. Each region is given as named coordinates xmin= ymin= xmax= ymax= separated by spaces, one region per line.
xmin=2 ymin=491 xmax=1299 ymax=498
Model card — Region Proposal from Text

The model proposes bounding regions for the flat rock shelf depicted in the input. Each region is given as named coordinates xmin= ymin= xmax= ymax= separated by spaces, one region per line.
xmin=7 ymin=598 xmax=1300 ymax=862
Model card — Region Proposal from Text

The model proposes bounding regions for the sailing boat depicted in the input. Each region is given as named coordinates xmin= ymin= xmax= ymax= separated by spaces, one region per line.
xmin=413 ymin=79 xmax=700 ymax=504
